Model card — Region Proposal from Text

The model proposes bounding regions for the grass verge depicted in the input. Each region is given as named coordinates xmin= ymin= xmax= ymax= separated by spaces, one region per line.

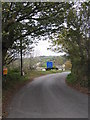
xmin=2 ymin=69 xmax=62 ymax=117
xmin=66 ymin=73 xmax=77 ymax=85
xmin=66 ymin=73 xmax=88 ymax=95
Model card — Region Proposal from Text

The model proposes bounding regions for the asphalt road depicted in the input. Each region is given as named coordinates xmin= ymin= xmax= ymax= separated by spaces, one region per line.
xmin=7 ymin=72 xmax=88 ymax=118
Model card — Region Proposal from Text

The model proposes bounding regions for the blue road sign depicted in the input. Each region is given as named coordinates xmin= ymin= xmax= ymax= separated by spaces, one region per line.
xmin=47 ymin=61 xmax=53 ymax=69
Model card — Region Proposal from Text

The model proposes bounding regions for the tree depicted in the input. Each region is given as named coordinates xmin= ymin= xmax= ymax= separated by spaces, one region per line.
xmin=49 ymin=1 xmax=89 ymax=87
xmin=2 ymin=2 xmax=72 ymax=66
xmin=65 ymin=60 xmax=72 ymax=70
xmin=53 ymin=56 xmax=66 ymax=66
xmin=4 ymin=36 xmax=34 ymax=65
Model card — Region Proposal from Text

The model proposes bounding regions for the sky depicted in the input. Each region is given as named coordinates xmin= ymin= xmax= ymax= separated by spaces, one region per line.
xmin=30 ymin=0 xmax=86 ymax=57
xmin=33 ymin=40 xmax=65 ymax=57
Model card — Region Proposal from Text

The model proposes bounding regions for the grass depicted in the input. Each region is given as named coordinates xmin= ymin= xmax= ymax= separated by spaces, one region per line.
xmin=28 ymin=70 xmax=62 ymax=79
xmin=66 ymin=73 xmax=77 ymax=85
xmin=3 ymin=72 xmax=28 ymax=91
xmin=3 ymin=69 xmax=62 ymax=91
xmin=66 ymin=73 xmax=88 ymax=95
xmin=2 ymin=69 xmax=62 ymax=117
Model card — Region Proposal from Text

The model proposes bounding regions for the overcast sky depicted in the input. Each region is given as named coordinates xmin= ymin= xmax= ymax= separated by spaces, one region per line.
xmin=31 ymin=0 xmax=86 ymax=57
xmin=34 ymin=40 xmax=65 ymax=56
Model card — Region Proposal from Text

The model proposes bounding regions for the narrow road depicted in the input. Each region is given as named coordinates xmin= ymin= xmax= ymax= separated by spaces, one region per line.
xmin=7 ymin=72 xmax=88 ymax=118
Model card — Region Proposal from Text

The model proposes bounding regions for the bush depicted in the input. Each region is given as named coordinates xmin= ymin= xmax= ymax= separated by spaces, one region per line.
xmin=2 ymin=68 xmax=28 ymax=90
xmin=8 ymin=67 xmax=20 ymax=73
xmin=79 ymin=79 xmax=88 ymax=88
xmin=66 ymin=73 xmax=78 ymax=85
xmin=67 ymin=73 xmax=88 ymax=88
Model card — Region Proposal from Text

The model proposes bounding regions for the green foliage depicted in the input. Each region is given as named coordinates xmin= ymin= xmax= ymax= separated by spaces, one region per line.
xmin=38 ymin=56 xmax=66 ymax=68
xmin=3 ymin=69 xmax=62 ymax=90
xmin=2 ymin=2 xmax=72 ymax=65
xmin=8 ymin=67 xmax=20 ymax=73
xmin=2 ymin=68 xmax=28 ymax=90
xmin=28 ymin=70 xmax=62 ymax=78
xmin=2 ymin=2 xmax=89 ymax=88
xmin=50 ymin=1 xmax=89 ymax=87
xmin=67 ymin=72 xmax=88 ymax=88
xmin=67 ymin=73 xmax=77 ymax=85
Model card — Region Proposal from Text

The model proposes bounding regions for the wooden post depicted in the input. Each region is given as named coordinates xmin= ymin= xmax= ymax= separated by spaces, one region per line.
xmin=20 ymin=39 xmax=23 ymax=76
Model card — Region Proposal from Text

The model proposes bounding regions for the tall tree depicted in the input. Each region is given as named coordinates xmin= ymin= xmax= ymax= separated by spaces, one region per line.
xmin=50 ymin=1 xmax=90 ymax=87
xmin=2 ymin=2 xmax=72 ymax=65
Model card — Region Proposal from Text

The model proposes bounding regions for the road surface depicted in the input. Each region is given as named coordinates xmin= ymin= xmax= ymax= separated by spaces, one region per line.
xmin=7 ymin=72 xmax=88 ymax=118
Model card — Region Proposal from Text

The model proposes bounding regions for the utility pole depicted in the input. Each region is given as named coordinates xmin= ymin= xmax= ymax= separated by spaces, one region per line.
xmin=20 ymin=39 xmax=23 ymax=76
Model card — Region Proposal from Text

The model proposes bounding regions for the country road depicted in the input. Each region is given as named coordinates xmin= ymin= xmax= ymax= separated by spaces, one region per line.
xmin=7 ymin=72 xmax=88 ymax=118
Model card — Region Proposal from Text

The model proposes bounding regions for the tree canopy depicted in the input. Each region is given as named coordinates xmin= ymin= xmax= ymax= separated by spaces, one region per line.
xmin=2 ymin=1 xmax=90 ymax=88
xmin=2 ymin=2 xmax=72 ymax=65
xmin=50 ymin=1 xmax=90 ymax=86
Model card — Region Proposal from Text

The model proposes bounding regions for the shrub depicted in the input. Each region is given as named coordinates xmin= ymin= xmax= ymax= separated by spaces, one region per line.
xmin=66 ymin=73 xmax=78 ymax=85
xmin=8 ymin=67 xmax=20 ymax=73
xmin=2 ymin=68 xmax=28 ymax=90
